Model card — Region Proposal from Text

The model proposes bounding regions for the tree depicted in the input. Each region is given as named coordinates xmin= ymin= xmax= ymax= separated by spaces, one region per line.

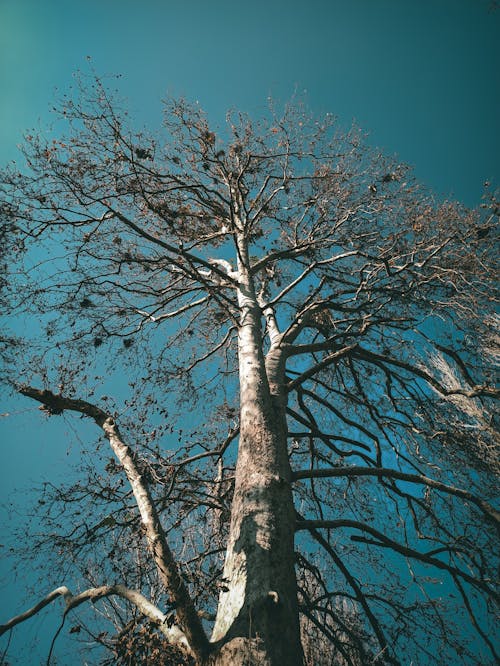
xmin=0 ymin=75 xmax=498 ymax=665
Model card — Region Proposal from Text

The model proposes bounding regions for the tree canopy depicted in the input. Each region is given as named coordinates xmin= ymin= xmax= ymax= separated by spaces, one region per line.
xmin=0 ymin=75 xmax=498 ymax=665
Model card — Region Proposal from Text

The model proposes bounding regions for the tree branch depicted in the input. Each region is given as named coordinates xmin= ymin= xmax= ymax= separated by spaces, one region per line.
xmin=108 ymin=206 xmax=239 ymax=288
xmin=354 ymin=346 xmax=500 ymax=400
xmin=296 ymin=513 xmax=398 ymax=664
xmin=0 ymin=584 xmax=191 ymax=653
xmin=295 ymin=519 xmax=498 ymax=600
xmin=286 ymin=344 xmax=358 ymax=392
xmin=17 ymin=386 xmax=210 ymax=661
xmin=291 ymin=466 xmax=500 ymax=527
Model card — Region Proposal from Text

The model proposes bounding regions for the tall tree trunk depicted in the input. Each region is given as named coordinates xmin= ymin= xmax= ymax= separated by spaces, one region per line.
xmin=209 ymin=265 xmax=302 ymax=665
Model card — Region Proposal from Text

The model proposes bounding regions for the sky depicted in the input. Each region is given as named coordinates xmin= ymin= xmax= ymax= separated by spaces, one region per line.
xmin=0 ymin=0 xmax=499 ymax=663
xmin=1 ymin=0 xmax=499 ymax=202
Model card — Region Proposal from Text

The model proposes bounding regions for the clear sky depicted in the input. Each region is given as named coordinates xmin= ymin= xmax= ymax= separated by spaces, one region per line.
xmin=0 ymin=0 xmax=499 ymax=663
xmin=1 ymin=0 xmax=499 ymax=203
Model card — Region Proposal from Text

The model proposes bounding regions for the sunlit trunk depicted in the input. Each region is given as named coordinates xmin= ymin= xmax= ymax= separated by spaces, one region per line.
xmin=209 ymin=261 xmax=302 ymax=665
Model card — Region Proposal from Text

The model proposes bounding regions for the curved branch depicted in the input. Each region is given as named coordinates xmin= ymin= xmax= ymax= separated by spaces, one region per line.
xmin=291 ymin=466 xmax=500 ymax=527
xmin=249 ymin=241 xmax=318 ymax=275
xmin=354 ymin=346 xmax=499 ymax=400
xmin=164 ymin=426 xmax=239 ymax=498
xmin=286 ymin=407 xmax=374 ymax=463
xmin=186 ymin=325 xmax=237 ymax=372
xmin=139 ymin=295 xmax=209 ymax=323
xmin=286 ymin=344 xmax=358 ymax=392
xmin=108 ymin=206 xmax=239 ymax=288
xmin=262 ymin=251 xmax=357 ymax=318
xmin=17 ymin=386 xmax=209 ymax=662
xmin=296 ymin=513 xmax=399 ymax=665
xmin=0 ymin=586 xmax=71 ymax=637
xmin=0 ymin=584 xmax=190 ymax=652
xmin=295 ymin=519 xmax=498 ymax=600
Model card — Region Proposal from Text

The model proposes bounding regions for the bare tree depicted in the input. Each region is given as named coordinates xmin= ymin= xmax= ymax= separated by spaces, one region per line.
xmin=0 ymin=75 xmax=498 ymax=665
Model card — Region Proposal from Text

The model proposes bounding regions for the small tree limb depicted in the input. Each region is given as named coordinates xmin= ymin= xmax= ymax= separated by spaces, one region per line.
xmin=286 ymin=344 xmax=358 ymax=392
xmin=291 ymin=466 xmax=500 ymax=527
xmin=0 ymin=584 xmax=190 ymax=652
xmin=295 ymin=519 xmax=498 ymax=600
xmin=354 ymin=346 xmax=500 ymax=400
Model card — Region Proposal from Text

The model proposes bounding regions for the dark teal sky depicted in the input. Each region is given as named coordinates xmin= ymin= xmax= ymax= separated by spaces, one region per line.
xmin=1 ymin=0 xmax=499 ymax=204
xmin=0 ymin=0 xmax=499 ymax=663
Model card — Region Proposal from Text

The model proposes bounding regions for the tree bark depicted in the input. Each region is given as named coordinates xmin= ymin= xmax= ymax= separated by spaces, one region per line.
xmin=210 ymin=256 xmax=302 ymax=664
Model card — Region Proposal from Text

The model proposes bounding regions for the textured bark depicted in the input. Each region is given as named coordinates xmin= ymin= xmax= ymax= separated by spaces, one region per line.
xmin=207 ymin=637 xmax=272 ymax=666
xmin=210 ymin=256 xmax=303 ymax=665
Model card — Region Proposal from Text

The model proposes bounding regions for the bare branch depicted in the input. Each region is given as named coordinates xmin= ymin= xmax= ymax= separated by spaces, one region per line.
xmin=0 ymin=587 xmax=72 ymax=637
xmin=295 ymin=519 xmax=498 ymax=600
xmin=296 ymin=513 xmax=398 ymax=665
xmin=286 ymin=344 xmax=358 ymax=392
xmin=291 ymin=466 xmax=500 ymax=527
xmin=354 ymin=346 xmax=500 ymax=400
xmin=17 ymin=386 xmax=209 ymax=661
xmin=0 ymin=584 xmax=191 ymax=653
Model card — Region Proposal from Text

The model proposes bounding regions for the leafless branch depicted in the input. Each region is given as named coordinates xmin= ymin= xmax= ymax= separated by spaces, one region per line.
xmin=17 ymin=386 xmax=209 ymax=661
xmin=291 ymin=466 xmax=500 ymax=527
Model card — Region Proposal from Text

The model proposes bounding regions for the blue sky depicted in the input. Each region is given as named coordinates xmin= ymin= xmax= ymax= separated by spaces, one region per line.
xmin=1 ymin=0 xmax=499 ymax=663
xmin=1 ymin=0 xmax=499 ymax=202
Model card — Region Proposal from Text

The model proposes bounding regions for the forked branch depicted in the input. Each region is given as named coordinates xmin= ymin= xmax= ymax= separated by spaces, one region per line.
xmin=0 ymin=584 xmax=190 ymax=653
xmin=295 ymin=519 xmax=499 ymax=601
xmin=17 ymin=386 xmax=209 ymax=661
